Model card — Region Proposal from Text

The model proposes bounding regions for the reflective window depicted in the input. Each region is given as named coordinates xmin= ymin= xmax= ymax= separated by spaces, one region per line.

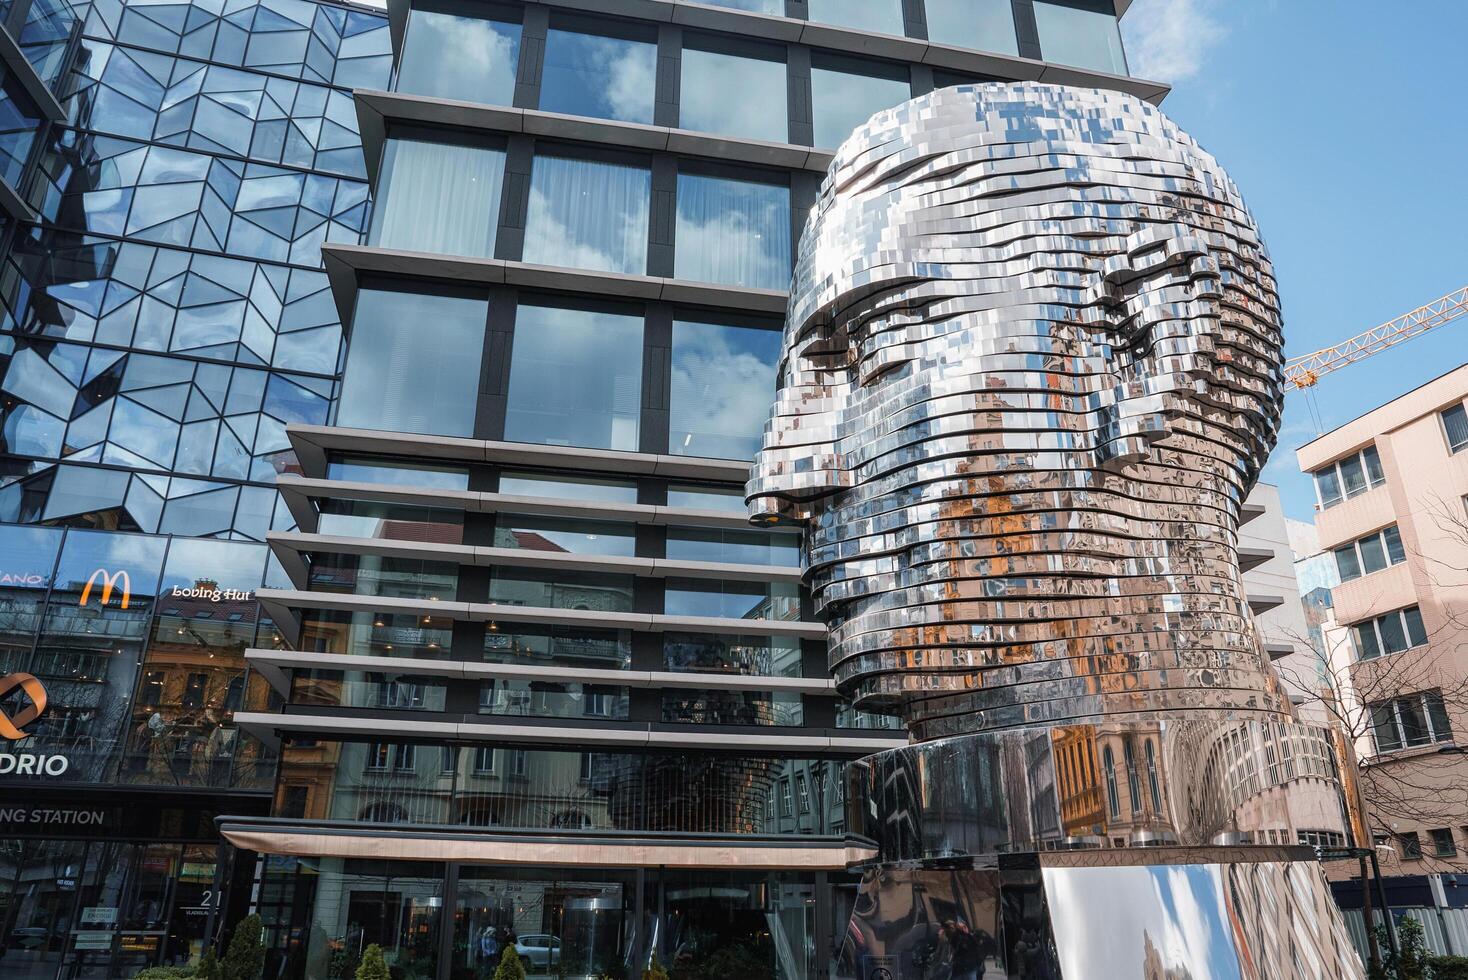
xmin=302 ymin=610 xmax=454 ymax=660
xmin=489 ymin=568 xmax=634 ymax=613
xmin=327 ymin=458 xmax=470 ymax=491
xmin=923 ymin=0 xmax=1018 ymax=56
xmin=504 ymin=302 xmax=643 ymax=451
xmin=1353 ymin=606 xmax=1428 ymax=662
xmin=671 ymin=319 xmax=781 ymax=459
xmin=808 ymin=0 xmax=903 ymax=35
xmin=675 ymin=173 xmax=791 ymax=290
xmin=666 ymin=527 xmax=799 ymax=566
xmin=0 ymin=525 xmax=62 ymax=669
xmin=523 ymin=153 xmax=650 ymax=274
xmin=481 ymin=678 xmax=628 ymax=720
xmin=667 ymin=485 xmax=747 ymax=512
xmin=494 ymin=515 xmax=636 ymax=556
xmin=1371 ymin=691 xmax=1452 ymax=753
xmin=680 ymin=42 xmax=787 ymax=143
xmin=309 ymin=554 xmax=458 ymax=600
xmin=337 ymin=287 xmax=487 ymax=438
xmin=369 ymin=136 xmax=505 ymax=259
xmin=317 ymin=501 xmax=465 ymax=545
xmin=701 ymin=0 xmax=782 ymax=10
xmin=664 ymin=633 xmax=801 ymax=677
xmin=1033 ymin=1 xmax=1128 ymax=75
xmin=498 ymin=472 xmax=639 ymax=504
xmin=810 ymin=55 xmax=910 ymax=150
xmin=397 ymin=8 xmax=520 ymax=105
xmin=1313 ymin=446 xmax=1384 ymax=508
xmin=664 ymin=689 xmax=801 ymax=726
xmin=483 ymin=622 xmax=631 ymax=671
xmin=665 ymin=578 xmax=799 ymax=621
xmin=540 ymin=22 xmax=657 ymax=124
xmin=0 ymin=72 xmax=41 ymax=187
xmin=1333 ymin=525 xmax=1406 ymax=583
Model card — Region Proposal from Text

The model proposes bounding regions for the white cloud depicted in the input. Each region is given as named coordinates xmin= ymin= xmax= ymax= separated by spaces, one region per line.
xmin=1120 ymin=0 xmax=1228 ymax=83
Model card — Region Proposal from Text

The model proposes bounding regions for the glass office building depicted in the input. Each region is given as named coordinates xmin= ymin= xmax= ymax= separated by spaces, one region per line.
xmin=0 ymin=0 xmax=1154 ymax=977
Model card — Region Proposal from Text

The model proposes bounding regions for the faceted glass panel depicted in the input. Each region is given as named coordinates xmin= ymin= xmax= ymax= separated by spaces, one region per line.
xmin=924 ymin=0 xmax=1019 ymax=56
xmin=498 ymin=473 xmax=639 ymax=504
xmin=674 ymin=174 xmax=791 ymax=290
xmin=1033 ymin=1 xmax=1128 ymax=75
xmin=523 ymin=154 xmax=650 ymax=275
xmin=670 ymin=319 xmax=782 ymax=459
xmin=493 ymin=515 xmax=637 ymax=556
xmin=398 ymin=9 xmax=520 ymax=105
xmin=680 ymin=44 xmax=787 ymax=143
xmin=337 ymin=287 xmax=487 ymax=437
xmin=540 ymin=25 xmax=656 ymax=124
xmin=810 ymin=58 xmax=910 ymax=149
xmin=369 ymin=137 xmax=505 ymax=258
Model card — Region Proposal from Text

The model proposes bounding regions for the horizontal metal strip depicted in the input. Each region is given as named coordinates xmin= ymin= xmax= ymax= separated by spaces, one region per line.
xmin=268 ymin=531 xmax=801 ymax=589
xmin=319 ymin=243 xmax=786 ymax=342
xmin=219 ymin=821 xmax=875 ymax=870
xmin=233 ymin=710 xmax=904 ymax=756
xmin=287 ymin=423 xmax=751 ymax=483
xmin=244 ymin=648 xmax=835 ymax=698
xmin=255 ymin=588 xmax=827 ymax=639
xmin=277 ymin=476 xmax=763 ymax=536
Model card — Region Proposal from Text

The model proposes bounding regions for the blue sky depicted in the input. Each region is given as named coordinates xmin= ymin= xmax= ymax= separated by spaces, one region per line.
xmin=1121 ymin=1 xmax=1468 ymax=522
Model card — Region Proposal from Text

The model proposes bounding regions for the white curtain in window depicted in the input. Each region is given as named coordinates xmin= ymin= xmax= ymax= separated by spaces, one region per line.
xmin=674 ymin=173 xmax=790 ymax=290
xmin=523 ymin=155 xmax=650 ymax=275
xmin=369 ymin=138 xmax=505 ymax=259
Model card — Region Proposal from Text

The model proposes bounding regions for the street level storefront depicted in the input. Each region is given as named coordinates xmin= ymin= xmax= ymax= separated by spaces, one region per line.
xmin=0 ymin=524 xmax=284 ymax=978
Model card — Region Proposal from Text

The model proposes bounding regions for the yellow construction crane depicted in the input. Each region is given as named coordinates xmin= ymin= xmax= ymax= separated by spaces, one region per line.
xmin=1284 ymin=285 xmax=1468 ymax=389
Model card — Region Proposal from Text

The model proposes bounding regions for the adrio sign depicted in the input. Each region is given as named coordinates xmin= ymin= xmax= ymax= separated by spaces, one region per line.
xmin=0 ymin=671 xmax=70 ymax=776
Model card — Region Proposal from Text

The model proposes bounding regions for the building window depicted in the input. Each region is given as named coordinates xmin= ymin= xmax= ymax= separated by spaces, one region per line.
xmin=584 ymin=688 xmax=613 ymax=717
xmin=1313 ymin=446 xmax=1385 ymax=508
xmin=796 ymin=772 xmax=811 ymax=813
xmin=397 ymin=8 xmax=520 ymax=106
xmin=807 ymin=0 xmax=904 ymax=36
xmin=809 ymin=53 xmax=911 ymax=150
xmin=674 ymin=170 xmax=791 ymax=289
xmin=523 ymin=153 xmax=650 ymax=275
xmin=680 ymin=39 xmax=787 ymax=144
xmin=540 ymin=19 xmax=657 ymax=125
xmin=1144 ymin=739 xmax=1162 ymax=813
xmin=580 ymin=753 xmax=594 ymax=781
xmin=779 ymin=776 xmax=793 ymax=816
xmin=1102 ymin=745 xmax=1119 ymax=819
xmin=338 ymin=286 xmax=488 ymax=438
xmin=1399 ymin=831 xmax=1423 ymax=860
xmin=924 ymin=0 xmax=1018 ymax=56
xmin=473 ymin=746 xmax=495 ymax=774
xmin=509 ymin=750 xmax=528 ymax=776
xmin=1432 ymin=828 xmax=1458 ymax=858
xmin=1352 ymin=606 xmax=1428 ymax=662
xmin=504 ymin=302 xmax=644 ymax=451
xmin=1334 ymin=525 xmax=1407 ymax=582
xmin=365 ymin=743 xmax=416 ymax=772
xmin=1444 ymin=404 xmax=1468 ymax=454
xmin=1123 ymin=738 xmax=1141 ymax=815
xmin=702 ymin=0 xmax=780 ymax=10
xmin=1032 ymin=0 xmax=1127 ymax=76
xmin=279 ymin=785 xmax=309 ymax=819
xmin=669 ymin=319 xmax=781 ymax=460
xmin=440 ymin=747 xmax=457 ymax=773
xmin=1370 ymin=691 xmax=1453 ymax=753
xmin=369 ymin=135 xmax=506 ymax=259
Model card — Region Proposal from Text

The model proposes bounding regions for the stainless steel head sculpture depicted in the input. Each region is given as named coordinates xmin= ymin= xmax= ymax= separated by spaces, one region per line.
xmin=748 ymin=83 xmax=1293 ymax=742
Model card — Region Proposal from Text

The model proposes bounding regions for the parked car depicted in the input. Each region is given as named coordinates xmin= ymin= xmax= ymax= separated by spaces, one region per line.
xmin=514 ymin=934 xmax=560 ymax=968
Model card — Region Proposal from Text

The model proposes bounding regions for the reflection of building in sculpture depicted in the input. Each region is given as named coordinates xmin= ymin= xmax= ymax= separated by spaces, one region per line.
xmin=1053 ymin=724 xmax=1172 ymax=844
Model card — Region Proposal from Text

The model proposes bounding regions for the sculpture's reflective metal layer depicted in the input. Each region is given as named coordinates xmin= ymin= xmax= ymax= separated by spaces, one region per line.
xmin=749 ymin=84 xmax=1364 ymax=978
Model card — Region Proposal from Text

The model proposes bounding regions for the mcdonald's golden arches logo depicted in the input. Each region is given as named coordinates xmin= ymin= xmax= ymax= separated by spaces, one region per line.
xmin=79 ymin=568 xmax=130 ymax=609
xmin=0 ymin=672 xmax=46 ymax=741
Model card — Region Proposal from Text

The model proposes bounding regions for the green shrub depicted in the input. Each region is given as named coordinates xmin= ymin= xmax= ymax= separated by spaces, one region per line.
xmin=222 ymin=914 xmax=266 ymax=980
xmin=355 ymin=944 xmax=391 ymax=980
xmin=1431 ymin=955 xmax=1468 ymax=980
xmin=642 ymin=957 xmax=669 ymax=980
xmin=491 ymin=946 xmax=526 ymax=980
xmin=195 ymin=948 xmax=221 ymax=980
xmin=134 ymin=968 xmax=195 ymax=980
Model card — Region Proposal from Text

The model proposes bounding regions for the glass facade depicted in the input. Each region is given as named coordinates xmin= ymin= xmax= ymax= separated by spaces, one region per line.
xmin=523 ymin=152 xmax=650 ymax=274
xmin=808 ymin=0 xmax=904 ymax=36
xmin=679 ymin=41 xmax=788 ymax=143
xmin=369 ymin=134 xmax=506 ymax=258
xmin=674 ymin=171 xmax=791 ymax=290
xmin=669 ymin=319 xmax=782 ymax=459
xmin=810 ymin=55 xmax=911 ymax=150
xmin=540 ymin=21 xmax=657 ymax=124
xmin=397 ymin=7 xmax=520 ymax=105
xmin=924 ymin=0 xmax=1019 ymax=56
xmin=1033 ymin=0 xmax=1129 ymax=75
xmin=337 ymin=286 xmax=486 ymax=437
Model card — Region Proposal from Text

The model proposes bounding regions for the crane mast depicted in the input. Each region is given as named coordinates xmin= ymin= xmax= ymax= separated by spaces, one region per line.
xmin=1283 ymin=285 xmax=1468 ymax=390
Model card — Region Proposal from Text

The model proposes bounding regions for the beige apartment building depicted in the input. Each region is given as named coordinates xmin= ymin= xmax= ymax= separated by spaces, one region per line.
xmin=1298 ymin=362 xmax=1468 ymax=877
